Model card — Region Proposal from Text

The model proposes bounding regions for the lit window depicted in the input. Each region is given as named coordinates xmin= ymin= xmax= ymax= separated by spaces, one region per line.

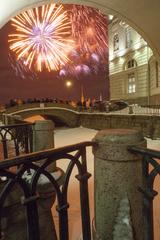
xmin=113 ymin=33 xmax=119 ymax=51
xmin=125 ymin=27 xmax=132 ymax=48
xmin=128 ymin=73 xmax=136 ymax=93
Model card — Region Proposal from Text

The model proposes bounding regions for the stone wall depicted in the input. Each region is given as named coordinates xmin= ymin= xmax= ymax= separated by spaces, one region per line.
xmin=150 ymin=94 xmax=160 ymax=105
xmin=80 ymin=113 xmax=160 ymax=139
xmin=2 ymin=110 xmax=160 ymax=139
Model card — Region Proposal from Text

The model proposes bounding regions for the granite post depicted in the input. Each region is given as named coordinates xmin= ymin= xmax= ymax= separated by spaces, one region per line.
xmin=33 ymin=120 xmax=55 ymax=172
xmin=92 ymin=128 xmax=146 ymax=240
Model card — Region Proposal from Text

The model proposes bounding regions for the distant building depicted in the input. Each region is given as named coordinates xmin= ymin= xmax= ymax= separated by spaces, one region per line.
xmin=108 ymin=18 xmax=160 ymax=105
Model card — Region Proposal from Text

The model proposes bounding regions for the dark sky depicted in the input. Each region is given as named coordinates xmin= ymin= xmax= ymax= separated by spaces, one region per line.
xmin=0 ymin=5 xmax=109 ymax=104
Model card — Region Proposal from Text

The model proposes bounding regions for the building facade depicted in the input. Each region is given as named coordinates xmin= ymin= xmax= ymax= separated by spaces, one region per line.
xmin=109 ymin=18 xmax=160 ymax=105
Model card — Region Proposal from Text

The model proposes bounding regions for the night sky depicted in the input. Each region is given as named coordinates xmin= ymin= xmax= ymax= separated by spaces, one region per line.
xmin=0 ymin=4 xmax=109 ymax=104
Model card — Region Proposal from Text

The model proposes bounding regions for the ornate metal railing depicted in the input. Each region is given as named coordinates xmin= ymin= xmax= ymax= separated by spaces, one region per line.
xmin=0 ymin=141 xmax=95 ymax=240
xmin=0 ymin=123 xmax=33 ymax=159
xmin=128 ymin=146 xmax=160 ymax=240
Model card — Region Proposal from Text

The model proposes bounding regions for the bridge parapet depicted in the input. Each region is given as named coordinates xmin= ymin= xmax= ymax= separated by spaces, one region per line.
xmin=5 ymin=102 xmax=76 ymax=114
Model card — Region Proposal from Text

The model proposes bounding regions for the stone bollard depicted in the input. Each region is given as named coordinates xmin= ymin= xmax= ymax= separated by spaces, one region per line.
xmin=92 ymin=129 xmax=146 ymax=240
xmin=33 ymin=120 xmax=55 ymax=172
xmin=128 ymin=105 xmax=133 ymax=114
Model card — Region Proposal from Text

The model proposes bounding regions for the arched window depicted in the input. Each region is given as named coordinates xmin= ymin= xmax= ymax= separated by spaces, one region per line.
xmin=128 ymin=73 xmax=136 ymax=93
xmin=125 ymin=59 xmax=137 ymax=70
xmin=113 ymin=33 xmax=119 ymax=51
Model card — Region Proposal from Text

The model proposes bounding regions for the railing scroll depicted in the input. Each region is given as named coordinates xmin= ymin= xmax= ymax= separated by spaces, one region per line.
xmin=0 ymin=123 xmax=33 ymax=159
xmin=128 ymin=146 xmax=160 ymax=240
xmin=0 ymin=141 xmax=95 ymax=240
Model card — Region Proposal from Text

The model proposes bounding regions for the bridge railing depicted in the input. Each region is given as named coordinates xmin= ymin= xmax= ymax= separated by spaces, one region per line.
xmin=4 ymin=102 xmax=76 ymax=114
xmin=0 ymin=123 xmax=33 ymax=159
xmin=0 ymin=141 xmax=95 ymax=240
xmin=4 ymin=101 xmax=160 ymax=116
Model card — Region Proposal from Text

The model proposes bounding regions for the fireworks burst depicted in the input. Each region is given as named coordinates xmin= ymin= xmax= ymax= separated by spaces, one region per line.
xmin=69 ymin=5 xmax=108 ymax=59
xmin=58 ymin=5 xmax=108 ymax=79
xmin=8 ymin=4 xmax=74 ymax=72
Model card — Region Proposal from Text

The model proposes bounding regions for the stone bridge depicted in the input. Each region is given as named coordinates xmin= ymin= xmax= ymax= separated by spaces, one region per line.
xmin=2 ymin=103 xmax=160 ymax=139
xmin=4 ymin=103 xmax=80 ymax=128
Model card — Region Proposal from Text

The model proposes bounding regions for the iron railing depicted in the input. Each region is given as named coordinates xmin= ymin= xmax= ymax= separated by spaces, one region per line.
xmin=0 ymin=123 xmax=33 ymax=159
xmin=0 ymin=141 xmax=95 ymax=240
xmin=128 ymin=146 xmax=160 ymax=240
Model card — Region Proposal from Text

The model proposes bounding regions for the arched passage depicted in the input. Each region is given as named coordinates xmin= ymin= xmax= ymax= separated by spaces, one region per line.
xmin=42 ymin=115 xmax=71 ymax=127
xmin=0 ymin=0 xmax=160 ymax=59
xmin=24 ymin=114 xmax=71 ymax=127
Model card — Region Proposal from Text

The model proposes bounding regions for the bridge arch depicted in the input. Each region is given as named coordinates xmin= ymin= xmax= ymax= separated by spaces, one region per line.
xmin=42 ymin=115 xmax=71 ymax=127
xmin=5 ymin=104 xmax=80 ymax=128
xmin=0 ymin=0 xmax=160 ymax=59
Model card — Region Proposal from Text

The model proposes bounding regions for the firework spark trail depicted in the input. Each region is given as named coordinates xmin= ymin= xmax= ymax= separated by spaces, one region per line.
xmin=8 ymin=53 xmax=38 ymax=80
xmin=70 ymin=5 xmax=108 ymax=59
xmin=8 ymin=4 xmax=74 ymax=72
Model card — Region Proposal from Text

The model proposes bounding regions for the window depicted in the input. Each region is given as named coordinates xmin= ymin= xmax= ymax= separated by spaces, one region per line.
xmin=128 ymin=73 xmax=136 ymax=93
xmin=125 ymin=59 xmax=137 ymax=70
xmin=125 ymin=27 xmax=132 ymax=48
xmin=113 ymin=33 xmax=119 ymax=51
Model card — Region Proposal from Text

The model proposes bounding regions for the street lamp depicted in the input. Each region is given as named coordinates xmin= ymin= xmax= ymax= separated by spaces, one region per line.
xmin=66 ymin=80 xmax=72 ymax=88
xmin=65 ymin=80 xmax=73 ymax=100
